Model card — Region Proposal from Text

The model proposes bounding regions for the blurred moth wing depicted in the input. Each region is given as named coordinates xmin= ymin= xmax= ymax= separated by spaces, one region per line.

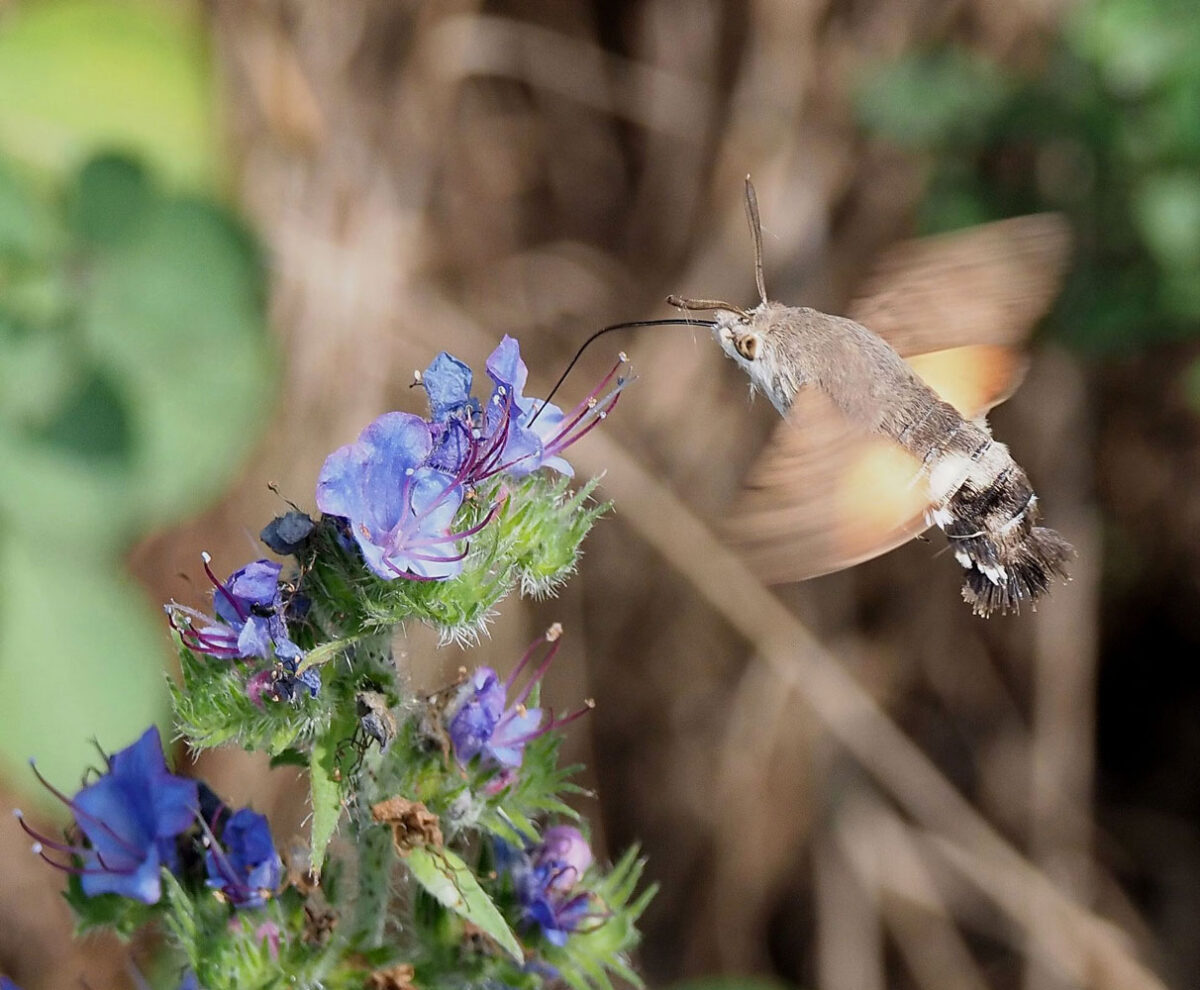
xmin=722 ymin=212 xmax=1071 ymax=588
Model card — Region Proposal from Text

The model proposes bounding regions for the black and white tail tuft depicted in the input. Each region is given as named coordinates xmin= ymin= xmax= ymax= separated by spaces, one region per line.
xmin=939 ymin=468 xmax=1074 ymax=617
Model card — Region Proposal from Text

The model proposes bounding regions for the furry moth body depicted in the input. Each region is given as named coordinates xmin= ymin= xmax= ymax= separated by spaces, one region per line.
xmin=673 ymin=180 xmax=1073 ymax=616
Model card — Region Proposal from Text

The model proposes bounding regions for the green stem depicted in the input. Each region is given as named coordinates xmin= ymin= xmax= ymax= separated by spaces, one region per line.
xmin=349 ymin=804 xmax=394 ymax=949
xmin=295 ymin=632 xmax=371 ymax=675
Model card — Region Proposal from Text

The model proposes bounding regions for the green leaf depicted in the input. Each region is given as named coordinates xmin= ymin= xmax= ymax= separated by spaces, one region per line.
xmin=857 ymin=50 xmax=1009 ymax=149
xmin=268 ymin=748 xmax=309 ymax=769
xmin=0 ymin=160 xmax=276 ymax=551
xmin=0 ymin=319 xmax=76 ymax=425
xmin=81 ymin=193 xmax=275 ymax=531
xmin=1068 ymin=0 xmax=1191 ymax=96
xmin=1133 ymin=171 xmax=1200 ymax=269
xmin=309 ymin=727 xmax=346 ymax=873
xmin=405 ymin=846 xmax=524 ymax=964
xmin=540 ymin=845 xmax=656 ymax=990
xmin=0 ymin=0 xmax=218 ymax=187
xmin=27 ymin=365 xmax=133 ymax=465
xmin=0 ymin=158 xmax=56 ymax=259
xmin=71 ymin=153 xmax=153 ymax=245
xmin=170 ymin=645 xmax=322 ymax=755
xmin=64 ymin=872 xmax=157 ymax=937
xmin=0 ymin=528 xmax=169 ymax=795
xmin=478 ymin=730 xmax=584 ymax=843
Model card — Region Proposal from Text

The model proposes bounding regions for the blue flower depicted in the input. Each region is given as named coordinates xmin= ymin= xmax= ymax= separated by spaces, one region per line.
xmin=533 ymin=825 xmax=593 ymax=892
xmin=421 ymin=336 xmax=630 ymax=484
xmin=420 ymin=351 xmax=490 ymax=476
xmin=317 ymin=411 xmax=483 ymax=581
xmin=167 ymin=556 xmax=302 ymax=664
xmin=483 ymin=336 xmax=629 ymax=479
xmin=177 ymin=972 xmax=201 ymax=990
xmin=446 ymin=667 xmax=541 ymax=768
xmin=445 ymin=625 xmax=592 ymax=769
xmin=204 ymin=807 xmax=282 ymax=909
xmin=483 ymin=336 xmax=572 ymax=478
xmin=498 ymin=826 xmax=595 ymax=947
xmin=423 ymin=351 xmax=480 ymax=423
xmin=18 ymin=727 xmax=198 ymax=904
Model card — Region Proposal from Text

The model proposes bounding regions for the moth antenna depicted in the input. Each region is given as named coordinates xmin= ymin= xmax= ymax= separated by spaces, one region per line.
xmin=529 ymin=316 xmax=716 ymax=426
xmin=666 ymin=294 xmax=750 ymax=319
xmin=744 ymin=175 xmax=768 ymax=305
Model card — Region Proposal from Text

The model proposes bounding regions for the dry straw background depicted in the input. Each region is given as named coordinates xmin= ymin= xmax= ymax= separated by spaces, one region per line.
xmin=6 ymin=1 xmax=1198 ymax=987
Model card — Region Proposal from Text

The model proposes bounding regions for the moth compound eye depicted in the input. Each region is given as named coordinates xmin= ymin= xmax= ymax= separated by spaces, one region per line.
xmin=734 ymin=333 xmax=760 ymax=361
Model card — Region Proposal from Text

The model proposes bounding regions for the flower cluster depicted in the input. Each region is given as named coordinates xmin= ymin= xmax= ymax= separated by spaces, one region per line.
xmin=22 ymin=336 xmax=649 ymax=990
xmin=166 ymin=554 xmax=318 ymax=706
xmin=499 ymin=825 xmax=597 ymax=946
xmin=16 ymin=727 xmax=281 ymax=915
xmin=445 ymin=624 xmax=593 ymax=772
xmin=17 ymin=727 xmax=196 ymax=904
xmin=318 ymin=336 xmax=627 ymax=583
xmin=203 ymin=806 xmax=283 ymax=909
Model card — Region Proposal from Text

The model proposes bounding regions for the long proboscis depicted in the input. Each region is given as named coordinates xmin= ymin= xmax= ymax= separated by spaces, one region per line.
xmin=529 ymin=317 xmax=717 ymax=426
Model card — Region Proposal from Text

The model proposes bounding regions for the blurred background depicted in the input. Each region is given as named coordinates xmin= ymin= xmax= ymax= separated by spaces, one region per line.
xmin=2 ymin=0 xmax=1199 ymax=987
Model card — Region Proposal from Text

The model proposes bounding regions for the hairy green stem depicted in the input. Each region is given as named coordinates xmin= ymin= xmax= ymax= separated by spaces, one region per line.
xmin=349 ymin=805 xmax=394 ymax=949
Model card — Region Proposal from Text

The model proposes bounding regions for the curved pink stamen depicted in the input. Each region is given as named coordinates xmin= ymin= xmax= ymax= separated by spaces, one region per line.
xmin=202 ymin=554 xmax=248 ymax=622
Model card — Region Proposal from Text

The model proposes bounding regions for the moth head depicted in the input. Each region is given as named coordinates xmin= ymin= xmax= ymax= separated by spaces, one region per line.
xmin=711 ymin=303 xmax=801 ymax=416
xmin=714 ymin=308 xmax=764 ymax=368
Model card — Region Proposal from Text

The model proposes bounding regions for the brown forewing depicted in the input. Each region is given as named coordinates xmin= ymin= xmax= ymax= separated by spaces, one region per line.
xmin=726 ymin=214 xmax=1071 ymax=585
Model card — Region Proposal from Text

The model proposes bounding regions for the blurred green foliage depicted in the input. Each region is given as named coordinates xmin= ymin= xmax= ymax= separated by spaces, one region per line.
xmin=0 ymin=0 xmax=217 ymax=186
xmin=857 ymin=0 xmax=1200 ymax=354
xmin=0 ymin=0 xmax=273 ymax=792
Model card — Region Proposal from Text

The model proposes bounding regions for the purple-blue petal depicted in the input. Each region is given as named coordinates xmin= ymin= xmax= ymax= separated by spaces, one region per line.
xmin=355 ymin=412 xmax=435 ymax=530
xmin=109 ymin=725 xmax=169 ymax=782
xmin=318 ymin=412 xmax=432 ymax=536
xmin=74 ymin=776 xmax=151 ymax=870
xmin=237 ymin=616 xmax=274 ymax=660
xmin=423 ymin=352 xmax=474 ymax=420
xmin=296 ymin=667 xmax=322 ymax=697
xmin=495 ymin=424 xmax=544 ymax=478
xmin=428 ymin=417 xmax=475 ymax=474
xmin=80 ymin=842 xmax=164 ymax=903
xmin=70 ymin=728 xmax=197 ymax=904
xmin=487 ymin=706 xmax=542 ymax=767
xmin=226 ymin=561 xmax=281 ymax=607
xmin=151 ymin=773 xmax=201 ymax=842
xmin=273 ymin=637 xmax=303 ymax=663
xmin=534 ymin=825 xmax=592 ymax=891
xmin=206 ymin=807 xmax=281 ymax=909
xmin=447 ymin=667 xmax=506 ymax=763
xmin=485 ymin=335 xmax=529 ymax=394
xmin=353 ymin=536 xmax=394 ymax=580
xmin=314 ymin=440 xmax=370 ymax=522
xmin=383 ymin=468 xmax=464 ymax=579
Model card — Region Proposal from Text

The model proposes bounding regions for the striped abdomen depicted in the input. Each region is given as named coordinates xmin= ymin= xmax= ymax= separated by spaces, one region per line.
xmin=887 ymin=385 xmax=1072 ymax=616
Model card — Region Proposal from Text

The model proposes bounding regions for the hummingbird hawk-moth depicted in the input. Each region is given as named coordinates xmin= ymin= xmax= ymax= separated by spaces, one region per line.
xmin=670 ymin=179 xmax=1073 ymax=616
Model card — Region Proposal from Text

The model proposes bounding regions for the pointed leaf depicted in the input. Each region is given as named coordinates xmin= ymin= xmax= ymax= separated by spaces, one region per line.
xmin=405 ymin=846 xmax=524 ymax=963
xmin=309 ymin=728 xmax=346 ymax=873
